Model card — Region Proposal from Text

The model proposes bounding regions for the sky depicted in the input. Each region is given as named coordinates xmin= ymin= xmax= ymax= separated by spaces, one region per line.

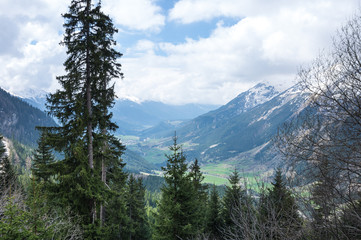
xmin=0 ymin=0 xmax=360 ymax=105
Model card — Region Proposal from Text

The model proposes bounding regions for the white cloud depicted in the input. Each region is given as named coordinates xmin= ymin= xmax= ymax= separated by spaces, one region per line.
xmin=103 ymin=0 xmax=165 ymax=32
xmin=114 ymin=0 xmax=360 ymax=104
xmin=169 ymin=0 xmax=358 ymax=24
xmin=0 ymin=0 xmax=360 ymax=105
xmin=0 ymin=0 xmax=66 ymax=93
xmin=0 ymin=0 xmax=165 ymax=95
xmin=169 ymin=0 xmax=245 ymax=23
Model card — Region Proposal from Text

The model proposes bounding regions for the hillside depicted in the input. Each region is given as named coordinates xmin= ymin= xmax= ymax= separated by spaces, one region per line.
xmin=20 ymin=91 xmax=219 ymax=135
xmin=172 ymin=83 xmax=310 ymax=171
xmin=1 ymin=88 xmax=158 ymax=173
xmin=0 ymin=88 xmax=57 ymax=147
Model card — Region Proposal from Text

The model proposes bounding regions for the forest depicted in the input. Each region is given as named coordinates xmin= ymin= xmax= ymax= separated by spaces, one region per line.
xmin=1 ymin=0 xmax=361 ymax=239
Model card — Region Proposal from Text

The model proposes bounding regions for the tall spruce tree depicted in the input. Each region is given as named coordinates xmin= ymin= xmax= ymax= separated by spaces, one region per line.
xmin=222 ymin=168 xmax=244 ymax=229
xmin=189 ymin=158 xmax=208 ymax=234
xmin=0 ymin=135 xmax=16 ymax=192
xmin=153 ymin=136 xmax=198 ymax=240
xmin=125 ymin=175 xmax=150 ymax=240
xmin=44 ymin=0 xmax=125 ymax=235
xmin=206 ymin=184 xmax=222 ymax=240
xmin=31 ymin=130 xmax=55 ymax=183
xmin=259 ymin=169 xmax=301 ymax=239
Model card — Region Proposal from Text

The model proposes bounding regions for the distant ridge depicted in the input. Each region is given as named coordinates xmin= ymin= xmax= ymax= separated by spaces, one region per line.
xmin=0 ymin=87 xmax=56 ymax=146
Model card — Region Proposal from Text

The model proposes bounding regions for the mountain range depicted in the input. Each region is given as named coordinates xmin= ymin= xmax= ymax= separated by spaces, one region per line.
xmin=0 ymin=88 xmax=56 ymax=147
xmin=17 ymin=88 xmax=219 ymax=135
xmin=174 ymin=83 xmax=309 ymax=172
xmin=2 ymin=82 xmax=311 ymax=175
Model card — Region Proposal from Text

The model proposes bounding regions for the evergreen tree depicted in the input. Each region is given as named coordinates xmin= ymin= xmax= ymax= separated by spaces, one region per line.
xmin=222 ymin=168 xmax=244 ymax=229
xmin=259 ymin=168 xmax=301 ymax=239
xmin=310 ymin=156 xmax=337 ymax=239
xmin=42 ymin=0 xmax=125 ymax=235
xmin=153 ymin=136 xmax=198 ymax=240
xmin=0 ymin=196 xmax=32 ymax=240
xmin=0 ymin=135 xmax=16 ymax=192
xmin=206 ymin=184 xmax=222 ymax=240
xmin=31 ymin=130 xmax=55 ymax=183
xmin=25 ymin=178 xmax=56 ymax=239
xmin=189 ymin=158 xmax=208 ymax=234
xmin=125 ymin=175 xmax=150 ymax=240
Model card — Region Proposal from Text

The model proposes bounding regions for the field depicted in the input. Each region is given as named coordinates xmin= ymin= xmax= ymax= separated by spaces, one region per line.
xmin=120 ymin=135 xmax=273 ymax=188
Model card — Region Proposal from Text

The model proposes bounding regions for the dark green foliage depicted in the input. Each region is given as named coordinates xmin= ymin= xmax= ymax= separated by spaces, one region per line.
xmin=105 ymin=182 xmax=127 ymax=239
xmin=39 ymin=0 xmax=126 ymax=236
xmin=259 ymin=169 xmax=301 ymax=239
xmin=122 ymin=149 xmax=156 ymax=173
xmin=31 ymin=130 xmax=55 ymax=184
xmin=0 ymin=135 xmax=17 ymax=191
xmin=222 ymin=168 xmax=245 ymax=229
xmin=0 ymin=196 xmax=32 ymax=240
xmin=153 ymin=136 xmax=199 ymax=240
xmin=0 ymin=184 xmax=83 ymax=239
xmin=189 ymin=158 xmax=208 ymax=234
xmin=142 ymin=175 xmax=165 ymax=193
xmin=124 ymin=175 xmax=150 ymax=239
xmin=25 ymin=179 xmax=56 ymax=239
xmin=206 ymin=184 xmax=222 ymax=239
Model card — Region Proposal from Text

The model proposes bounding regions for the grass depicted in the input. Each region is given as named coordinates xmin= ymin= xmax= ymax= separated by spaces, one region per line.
xmin=203 ymin=174 xmax=229 ymax=185
xmin=119 ymin=135 xmax=274 ymax=190
xmin=202 ymin=163 xmax=234 ymax=177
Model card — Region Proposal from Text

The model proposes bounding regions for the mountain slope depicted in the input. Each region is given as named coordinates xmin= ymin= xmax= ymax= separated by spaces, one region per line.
xmin=20 ymin=90 xmax=219 ymax=135
xmin=112 ymin=99 xmax=219 ymax=134
xmin=0 ymin=88 xmax=57 ymax=146
xmin=17 ymin=88 xmax=48 ymax=112
xmin=176 ymin=83 xmax=309 ymax=169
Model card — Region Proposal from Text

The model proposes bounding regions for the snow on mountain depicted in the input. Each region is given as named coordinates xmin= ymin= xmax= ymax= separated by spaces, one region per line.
xmin=241 ymin=83 xmax=280 ymax=111
xmin=16 ymin=88 xmax=48 ymax=99
xmin=3 ymin=88 xmax=49 ymax=112
xmin=184 ymin=82 xmax=281 ymax=128
xmin=174 ymin=82 xmax=311 ymax=170
xmin=252 ymin=83 xmax=307 ymax=123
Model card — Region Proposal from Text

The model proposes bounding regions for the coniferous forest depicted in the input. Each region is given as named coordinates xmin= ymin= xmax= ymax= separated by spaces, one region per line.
xmin=2 ymin=1 xmax=361 ymax=240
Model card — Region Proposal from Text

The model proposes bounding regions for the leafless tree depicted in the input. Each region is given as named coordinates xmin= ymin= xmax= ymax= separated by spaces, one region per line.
xmin=276 ymin=12 xmax=361 ymax=240
xmin=220 ymin=178 xmax=305 ymax=240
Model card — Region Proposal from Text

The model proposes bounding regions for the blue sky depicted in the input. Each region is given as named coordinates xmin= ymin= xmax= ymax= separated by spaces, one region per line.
xmin=0 ymin=0 xmax=360 ymax=104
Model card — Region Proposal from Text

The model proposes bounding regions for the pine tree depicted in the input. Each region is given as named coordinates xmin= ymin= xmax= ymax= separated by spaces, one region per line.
xmin=153 ymin=135 xmax=198 ymax=240
xmin=310 ymin=157 xmax=337 ymax=239
xmin=25 ymin=178 xmax=56 ymax=239
xmin=222 ymin=168 xmax=244 ymax=229
xmin=0 ymin=196 xmax=32 ymax=240
xmin=125 ymin=175 xmax=150 ymax=240
xmin=0 ymin=135 xmax=16 ymax=192
xmin=43 ymin=0 xmax=125 ymax=235
xmin=31 ymin=130 xmax=55 ymax=183
xmin=259 ymin=168 xmax=301 ymax=239
xmin=206 ymin=185 xmax=222 ymax=240
xmin=189 ymin=158 xmax=208 ymax=234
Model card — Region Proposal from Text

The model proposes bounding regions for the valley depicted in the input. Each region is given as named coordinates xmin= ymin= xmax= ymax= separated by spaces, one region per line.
xmin=2 ymin=82 xmax=309 ymax=185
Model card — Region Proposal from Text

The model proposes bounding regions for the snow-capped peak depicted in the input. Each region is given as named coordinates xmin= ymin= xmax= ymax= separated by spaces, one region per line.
xmin=230 ymin=82 xmax=280 ymax=113
xmin=17 ymin=88 xmax=48 ymax=99
xmin=4 ymin=87 xmax=48 ymax=100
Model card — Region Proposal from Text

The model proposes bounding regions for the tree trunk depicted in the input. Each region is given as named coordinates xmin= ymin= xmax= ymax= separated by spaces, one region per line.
xmin=100 ymin=151 xmax=106 ymax=225
xmin=85 ymin=0 xmax=95 ymax=223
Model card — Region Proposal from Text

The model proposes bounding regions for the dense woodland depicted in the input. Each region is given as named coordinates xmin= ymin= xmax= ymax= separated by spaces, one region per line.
xmin=2 ymin=0 xmax=361 ymax=239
